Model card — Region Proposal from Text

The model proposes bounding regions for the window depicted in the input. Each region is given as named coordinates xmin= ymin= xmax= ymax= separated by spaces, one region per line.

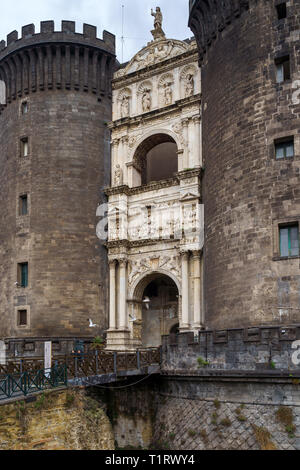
xmin=276 ymin=3 xmax=287 ymax=20
xmin=21 ymin=101 xmax=28 ymax=114
xmin=19 ymin=194 xmax=28 ymax=216
xmin=279 ymin=224 xmax=299 ymax=257
xmin=18 ymin=262 xmax=28 ymax=288
xmin=275 ymin=56 xmax=290 ymax=83
xmin=275 ymin=138 xmax=294 ymax=159
xmin=20 ymin=137 xmax=29 ymax=157
xmin=18 ymin=310 xmax=27 ymax=326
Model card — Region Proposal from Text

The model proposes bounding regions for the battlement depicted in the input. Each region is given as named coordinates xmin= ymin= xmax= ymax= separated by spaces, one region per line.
xmin=162 ymin=325 xmax=300 ymax=373
xmin=0 ymin=21 xmax=116 ymax=104
xmin=0 ymin=21 xmax=115 ymax=57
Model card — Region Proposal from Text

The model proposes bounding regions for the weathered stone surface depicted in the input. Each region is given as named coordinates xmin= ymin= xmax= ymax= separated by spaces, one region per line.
xmin=0 ymin=389 xmax=115 ymax=450
xmin=189 ymin=0 xmax=300 ymax=328
xmin=0 ymin=23 xmax=115 ymax=345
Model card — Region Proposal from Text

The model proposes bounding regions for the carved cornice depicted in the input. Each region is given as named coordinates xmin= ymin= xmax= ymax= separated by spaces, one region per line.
xmin=107 ymin=237 xmax=181 ymax=250
xmin=177 ymin=168 xmax=202 ymax=180
xmin=189 ymin=0 xmax=249 ymax=64
xmin=105 ymin=177 xmax=179 ymax=197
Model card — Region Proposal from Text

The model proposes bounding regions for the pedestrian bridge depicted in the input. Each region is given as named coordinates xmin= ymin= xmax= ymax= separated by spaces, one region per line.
xmin=0 ymin=348 xmax=161 ymax=402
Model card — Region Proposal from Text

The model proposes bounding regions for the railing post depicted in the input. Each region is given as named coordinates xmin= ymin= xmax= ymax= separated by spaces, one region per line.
xmin=114 ymin=352 xmax=117 ymax=374
xmin=75 ymin=357 xmax=78 ymax=378
xmin=95 ymin=350 xmax=99 ymax=375
xmin=20 ymin=359 xmax=23 ymax=374
xmin=137 ymin=350 xmax=141 ymax=370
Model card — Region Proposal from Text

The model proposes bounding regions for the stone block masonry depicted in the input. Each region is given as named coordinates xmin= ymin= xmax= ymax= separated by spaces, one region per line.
xmin=0 ymin=22 xmax=116 ymax=345
xmin=189 ymin=0 xmax=300 ymax=329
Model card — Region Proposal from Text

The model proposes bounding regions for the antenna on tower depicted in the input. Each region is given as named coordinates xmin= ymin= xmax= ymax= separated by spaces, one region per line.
xmin=121 ymin=4 xmax=125 ymax=63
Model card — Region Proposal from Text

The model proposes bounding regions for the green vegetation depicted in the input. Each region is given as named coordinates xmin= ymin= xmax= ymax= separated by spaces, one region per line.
xmin=220 ymin=418 xmax=232 ymax=427
xmin=197 ymin=356 xmax=210 ymax=367
xmin=252 ymin=424 xmax=277 ymax=450
xmin=275 ymin=406 xmax=296 ymax=437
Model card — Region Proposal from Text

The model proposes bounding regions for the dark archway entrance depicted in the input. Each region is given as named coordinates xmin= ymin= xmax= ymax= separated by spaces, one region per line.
xmin=141 ymin=274 xmax=179 ymax=348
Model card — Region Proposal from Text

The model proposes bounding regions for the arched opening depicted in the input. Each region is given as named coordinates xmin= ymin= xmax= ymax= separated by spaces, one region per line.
xmin=133 ymin=134 xmax=178 ymax=186
xmin=138 ymin=274 xmax=179 ymax=348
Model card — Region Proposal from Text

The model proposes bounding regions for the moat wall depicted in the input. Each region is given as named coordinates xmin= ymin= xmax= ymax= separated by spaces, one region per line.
xmin=0 ymin=388 xmax=114 ymax=450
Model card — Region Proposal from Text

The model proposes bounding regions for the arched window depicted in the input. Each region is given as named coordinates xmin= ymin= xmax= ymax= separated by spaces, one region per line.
xmin=133 ymin=134 xmax=178 ymax=186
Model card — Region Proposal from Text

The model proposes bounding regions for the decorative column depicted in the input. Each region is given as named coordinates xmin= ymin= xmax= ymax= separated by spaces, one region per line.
xmin=108 ymin=260 xmax=117 ymax=330
xmin=192 ymin=251 xmax=202 ymax=329
xmin=193 ymin=115 xmax=201 ymax=167
xmin=182 ymin=119 xmax=189 ymax=169
xmin=180 ymin=251 xmax=190 ymax=329
xmin=119 ymin=259 xmax=128 ymax=330
xmin=122 ymin=136 xmax=129 ymax=185
xmin=111 ymin=139 xmax=118 ymax=185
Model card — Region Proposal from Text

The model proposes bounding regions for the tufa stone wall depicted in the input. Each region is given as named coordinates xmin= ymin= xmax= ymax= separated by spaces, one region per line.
xmin=0 ymin=388 xmax=115 ymax=450
xmin=189 ymin=0 xmax=300 ymax=328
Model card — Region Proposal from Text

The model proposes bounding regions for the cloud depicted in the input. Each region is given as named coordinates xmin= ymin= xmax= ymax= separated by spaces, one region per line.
xmin=0 ymin=0 xmax=192 ymax=62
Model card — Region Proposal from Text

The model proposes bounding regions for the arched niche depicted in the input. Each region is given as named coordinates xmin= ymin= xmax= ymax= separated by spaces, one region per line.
xmin=132 ymin=133 xmax=178 ymax=186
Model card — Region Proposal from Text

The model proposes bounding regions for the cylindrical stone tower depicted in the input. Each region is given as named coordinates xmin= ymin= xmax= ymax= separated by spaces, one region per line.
xmin=0 ymin=21 xmax=115 ymax=351
xmin=189 ymin=1 xmax=300 ymax=328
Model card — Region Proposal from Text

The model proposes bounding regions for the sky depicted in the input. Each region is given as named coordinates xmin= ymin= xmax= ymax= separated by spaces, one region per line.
xmin=0 ymin=0 xmax=192 ymax=62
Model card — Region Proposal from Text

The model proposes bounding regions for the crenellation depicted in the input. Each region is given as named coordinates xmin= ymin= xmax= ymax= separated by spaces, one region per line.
xmin=61 ymin=20 xmax=76 ymax=33
xmin=7 ymin=30 xmax=18 ymax=45
xmin=40 ymin=20 xmax=55 ymax=34
xmin=21 ymin=23 xmax=35 ymax=38
xmin=84 ymin=23 xmax=97 ymax=39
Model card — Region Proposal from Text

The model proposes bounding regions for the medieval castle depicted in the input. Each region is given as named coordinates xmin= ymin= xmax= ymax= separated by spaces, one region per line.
xmin=0 ymin=0 xmax=300 ymax=452
xmin=0 ymin=1 xmax=299 ymax=354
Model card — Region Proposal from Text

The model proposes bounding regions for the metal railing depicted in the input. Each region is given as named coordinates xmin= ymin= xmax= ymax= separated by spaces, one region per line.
xmin=0 ymin=348 xmax=161 ymax=380
xmin=0 ymin=364 xmax=67 ymax=401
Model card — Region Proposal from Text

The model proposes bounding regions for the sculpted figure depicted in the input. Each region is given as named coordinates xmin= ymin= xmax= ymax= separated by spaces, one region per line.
xmin=185 ymin=74 xmax=194 ymax=97
xmin=164 ymin=82 xmax=173 ymax=105
xmin=114 ymin=164 xmax=123 ymax=186
xmin=154 ymin=41 xmax=173 ymax=61
xmin=120 ymin=95 xmax=129 ymax=117
xmin=142 ymin=89 xmax=151 ymax=112
xmin=151 ymin=6 xmax=165 ymax=40
xmin=151 ymin=7 xmax=163 ymax=30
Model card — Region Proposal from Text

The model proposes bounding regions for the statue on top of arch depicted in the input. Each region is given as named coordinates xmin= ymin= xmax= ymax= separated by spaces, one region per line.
xmin=151 ymin=6 xmax=166 ymax=41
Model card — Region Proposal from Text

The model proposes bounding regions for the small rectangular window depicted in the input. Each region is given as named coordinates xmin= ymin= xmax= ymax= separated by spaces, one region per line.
xmin=276 ymin=3 xmax=287 ymax=20
xmin=275 ymin=138 xmax=294 ymax=159
xmin=18 ymin=310 xmax=27 ymax=326
xmin=275 ymin=56 xmax=290 ymax=83
xmin=21 ymin=101 xmax=28 ymax=114
xmin=19 ymin=194 xmax=28 ymax=216
xmin=20 ymin=137 xmax=28 ymax=157
xmin=18 ymin=262 xmax=28 ymax=288
xmin=279 ymin=224 xmax=299 ymax=257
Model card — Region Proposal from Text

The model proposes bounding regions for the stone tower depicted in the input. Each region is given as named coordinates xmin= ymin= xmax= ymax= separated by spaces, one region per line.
xmin=0 ymin=21 xmax=115 ymax=353
xmin=189 ymin=1 xmax=300 ymax=328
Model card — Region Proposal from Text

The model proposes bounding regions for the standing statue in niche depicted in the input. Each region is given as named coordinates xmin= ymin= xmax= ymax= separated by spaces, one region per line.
xmin=114 ymin=164 xmax=123 ymax=186
xmin=164 ymin=82 xmax=173 ymax=105
xmin=120 ymin=95 xmax=130 ymax=118
xmin=151 ymin=7 xmax=166 ymax=40
xmin=185 ymin=74 xmax=194 ymax=97
xmin=142 ymin=89 xmax=151 ymax=112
